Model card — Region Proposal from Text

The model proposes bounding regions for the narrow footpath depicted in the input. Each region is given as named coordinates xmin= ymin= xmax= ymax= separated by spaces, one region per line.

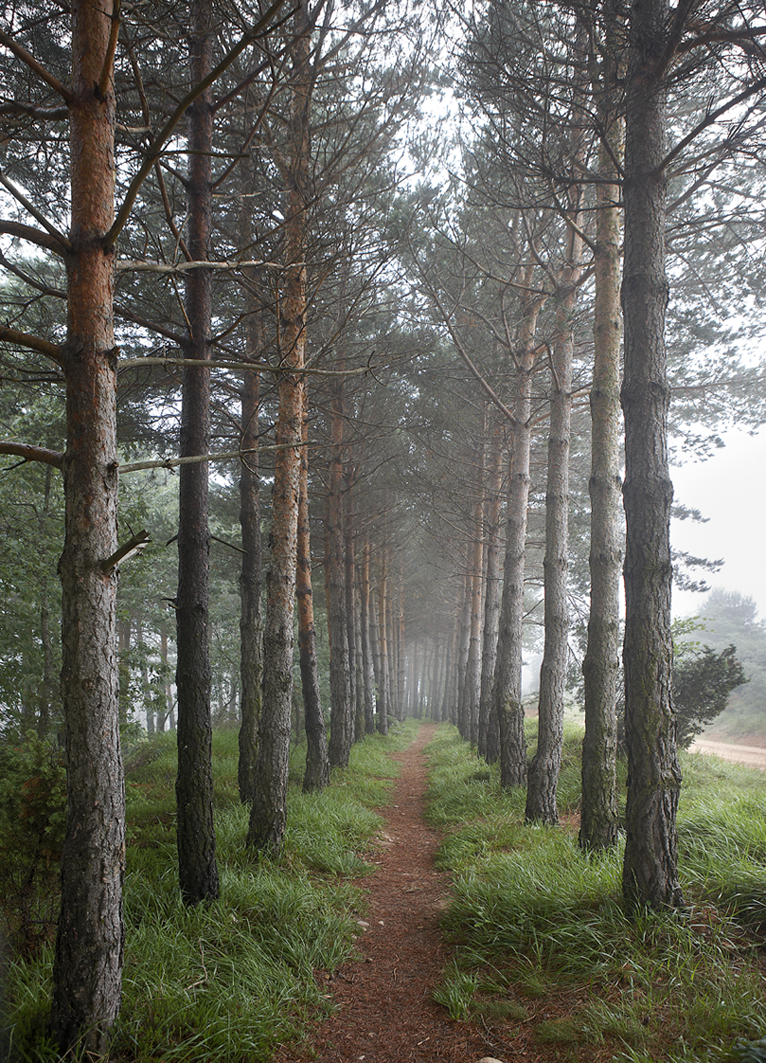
xmin=276 ymin=723 xmax=502 ymax=1063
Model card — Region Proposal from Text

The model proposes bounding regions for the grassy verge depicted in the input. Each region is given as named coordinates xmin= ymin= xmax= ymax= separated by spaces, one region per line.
xmin=426 ymin=722 xmax=766 ymax=1063
xmin=4 ymin=718 xmax=417 ymax=1062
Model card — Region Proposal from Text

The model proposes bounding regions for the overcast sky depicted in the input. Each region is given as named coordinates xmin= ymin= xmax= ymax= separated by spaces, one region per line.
xmin=670 ymin=428 xmax=766 ymax=622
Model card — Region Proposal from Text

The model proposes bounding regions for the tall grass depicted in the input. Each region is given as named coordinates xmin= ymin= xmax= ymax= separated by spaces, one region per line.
xmin=4 ymin=719 xmax=417 ymax=1062
xmin=426 ymin=723 xmax=766 ymax=1063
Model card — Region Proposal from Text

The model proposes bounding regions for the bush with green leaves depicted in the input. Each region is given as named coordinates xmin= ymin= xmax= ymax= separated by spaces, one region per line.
xmin=673 ymin=643 xmax=747 ymax=748
xmin=0 ymin=735 xmax=66 ymax=956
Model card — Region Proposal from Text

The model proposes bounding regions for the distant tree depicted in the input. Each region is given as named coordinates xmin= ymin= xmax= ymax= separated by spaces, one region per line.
xmin=678 ymin=591 xmax=766 ymax=736
xmin=673 ymin=644 xmax=747 ymax=748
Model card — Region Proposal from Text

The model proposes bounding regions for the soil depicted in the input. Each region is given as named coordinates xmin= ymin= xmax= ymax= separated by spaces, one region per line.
xmin=692 ymin=737 xmax=766 ymax=769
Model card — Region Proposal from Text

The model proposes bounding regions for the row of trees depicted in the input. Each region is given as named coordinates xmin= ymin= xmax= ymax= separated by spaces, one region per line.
xmin=2 ymin=0 xmax=766 ymax=1053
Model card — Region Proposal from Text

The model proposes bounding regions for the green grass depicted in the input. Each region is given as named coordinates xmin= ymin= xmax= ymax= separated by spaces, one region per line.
xmin=4 ymin=718 xmax=417 ymax=1062
xmin=426 ymin=723 xmax=766 ymax=1063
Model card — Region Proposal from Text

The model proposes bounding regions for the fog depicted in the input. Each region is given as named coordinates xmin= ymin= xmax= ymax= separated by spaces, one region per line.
xmin=671 ymin=427 xmax=766 ymax=621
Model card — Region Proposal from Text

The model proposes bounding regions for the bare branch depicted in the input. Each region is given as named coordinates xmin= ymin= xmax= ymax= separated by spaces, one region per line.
xmin=0 ymin=220 xmax=67 ymax=255
xmin=0 ymin=171 xmax=71 ymax=252
xmin=115 ymin=258 xmax=286 ymax=274
xmin=0 ymin=325 xmax=65 ymax=365
xmin=120 ymin=442 xmax=305 ymax=474
xmin=106 ymin=0 xmax=291 ymax=248
xmin=97 ymin=0 xmax=121 ymax=101
xmin=0 ymin=441 xmax=64 ymax=468
xmin=117 ymin=354 xmax=374 ymax=377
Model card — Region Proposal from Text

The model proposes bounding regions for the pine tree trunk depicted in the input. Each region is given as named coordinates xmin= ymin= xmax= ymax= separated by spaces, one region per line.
xmin=465 ymin=432 xmax=485 ymax=745
xmin=376 ymin=544 xmax=389 ymax=734
xmin=175 ymin=0 xmax=219 ymax=905
xmin=526 ymin=280 xmax=577 ymax=824
xmin=344 ymin=469 xmax=362 ymax=740
xmin=52 ymin=0 xmax=124 ymax=1049
xmin=37 ymin=465 xmax=55 ymax=737
xmin=580 ymin=12 xmax=624 ymax=850
xmin=298 ymin=392 xmax=330 ymax=792
xmin=620 ymin=0 xmax=683 ymax=909
xmin=238 ymin=311 xmax=263 ymax=804
xmin=492 ymin=289 xmax=543 ymax=788
xmin=360 ymin=539 xmax=376 ymax=733
xmin=327 ymin=373 xmax=352 ymax=766
xmin=479 ymin=415 xmax=504 ymax=762
xmin=247 ymin=0 xmax=311 ymax=854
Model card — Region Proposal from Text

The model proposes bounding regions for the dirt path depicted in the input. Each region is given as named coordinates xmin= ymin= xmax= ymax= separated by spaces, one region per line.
xmin=275 ymin=723 xmax=498 ymax=1063
xmin=691 ymin=738 xmax=766 ymax=769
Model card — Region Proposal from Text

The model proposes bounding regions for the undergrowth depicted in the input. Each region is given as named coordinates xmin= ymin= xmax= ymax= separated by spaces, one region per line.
xmin=426 ymin=722 xmax=766 ymax=1063
xmin=3 ymin=718 xmax=416 ymax=1062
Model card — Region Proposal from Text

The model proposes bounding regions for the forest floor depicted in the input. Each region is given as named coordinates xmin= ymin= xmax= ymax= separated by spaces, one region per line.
xmin=273 ymin=726 xmax=765 ymax=1063
xmin=274 ymin=723 xmax=606 ymax=1063
xmin=274 ymin=722 xmax=499 ymax=1063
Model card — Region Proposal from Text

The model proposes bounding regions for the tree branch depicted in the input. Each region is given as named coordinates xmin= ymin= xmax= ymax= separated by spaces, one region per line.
xmin=0 ymin=442 xmax=64 ymax=469
xmin=106 ymin=0 xmax=291 ymax=248
xmin=0 ymin=325 xmax=65 ymax=365
xmin=0 ymin=220 xmax=67 ymax=256
xmin=0 ymin=171 xmax=71 ymax=252
xmin=0 ymin=28 xmax=76 ymax=105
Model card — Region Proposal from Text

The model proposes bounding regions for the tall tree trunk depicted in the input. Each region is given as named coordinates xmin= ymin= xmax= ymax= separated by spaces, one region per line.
xmin=360 ymin=539 xmax=376 ymax=733
xmin=456 ymin=564 xmax=472 ymax=740
xmin=247 ymin=0 xmax=311 ymax=855
xmin=478 ymin=414 xmax=504 ymax=761
xmin=580 ymin=5 xmax=624 ymax=852
xmin=492 ymin=288 xmax=543 ymax=788
xmin=327 ymin=372 xmax=352 ymax=765
xmin=37 ymin=465 xmax=55 ymax=737
xmin=344 ymin=468 xmax=361 ymax=741
xmin=396 ymin=583 xmax=406 ymax=722
xmin=52 ymin=0 xmax=124 ymax=1049
xmin=620 ymin=0 xmax=683 ymax=909
xmin=175 ymin=0 xmax=219 ymax=905
xmin=526 ymin=273 xmax=578 ymax=824
xmin=298 ymin=392 xmax=330 ymax=792
xmin=238 ymin=297 xmax=263 ymax=804
xmin=465 ymin=431 xmax=485 ymax=745
xmin=376 ymin=543 xmax=389 ymax=734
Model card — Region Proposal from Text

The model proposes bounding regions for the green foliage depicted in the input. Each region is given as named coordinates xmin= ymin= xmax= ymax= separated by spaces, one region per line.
xmin=0 ymin=736 xmax=66 ymax=956
xmin=673 ymin=644 xmax=748 ymax=748
xmin=427 ymin=726 xmax=766 ymax=1063
xmin=678 ymin=591 xmax=766 ymax=739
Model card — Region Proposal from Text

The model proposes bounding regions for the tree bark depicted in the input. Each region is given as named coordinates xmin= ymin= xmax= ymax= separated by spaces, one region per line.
xmin=175 ymin=0 xmax=219 ymax=905
xmin=526 ymin=276 xmax=577 ymax=824
xmin=376 ymin=542 xmax=389 ymax=734
xmin=580 ymin=5 xmax=624 ymax=852
xmin=478 ymin=414 xmax=504 ymax=761
xmin=463 ymin=430 xmax=485 ymax=746
xmin=238 ymin=299 xmax=263 ymax=804
xmin=52 ymin=0 xmax=124 ymax=1050
xmin=298 ymin=392 xmax=330 ymax=792
xmin=360 ymin=539 xmax=376 ymax=733
xmin=620 ymin=0 xmax=683 ymax=909
xmin=247 ymin=0 xmax=311 ymax=855
xmin=492 ymin=287 xmax=543 ymax=788
xmin=327 ymin=371 xmax=352 ymax=765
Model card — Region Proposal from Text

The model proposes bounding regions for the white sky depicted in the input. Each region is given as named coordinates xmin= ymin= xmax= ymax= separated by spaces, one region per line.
xmin=671 ymin=428 xmax=766 ymax=622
